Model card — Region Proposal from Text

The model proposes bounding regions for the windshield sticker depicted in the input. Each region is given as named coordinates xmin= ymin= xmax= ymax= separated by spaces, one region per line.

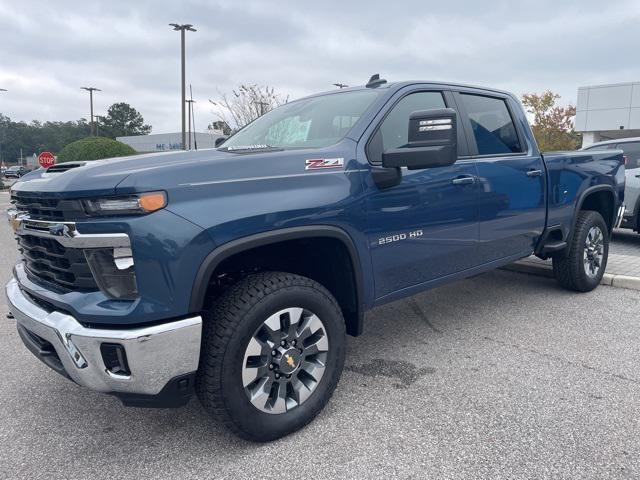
xmin=305 ymin=157 xmax=344 ymax=170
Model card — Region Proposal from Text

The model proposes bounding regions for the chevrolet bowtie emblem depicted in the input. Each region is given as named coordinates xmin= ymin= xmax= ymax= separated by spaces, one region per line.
xmin=285 ymin=354 xmax=295 ymax=368
xmin=48 ymin=224 xmax=70 ymax=237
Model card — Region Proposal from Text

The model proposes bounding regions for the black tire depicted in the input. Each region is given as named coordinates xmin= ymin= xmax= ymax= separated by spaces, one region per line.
xmin=196 ymin=271 xmax=346 ymax=442
xmin=553 ymin=210 xmax=609 ymax=292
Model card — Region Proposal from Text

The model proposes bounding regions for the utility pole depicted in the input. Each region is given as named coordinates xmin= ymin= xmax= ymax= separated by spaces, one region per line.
xmin=81 ymin=87 xmax=101 ymax=135
xmin=186 ymin=98 xmax=195 ymax=149
xmin=0 ymin=90 xmax=6 ymax=164
xmin=169 ymin=23 xmax=197 ymax=150
xmin=333 ymin=83 xmax=348 ymax=89
xmin=190 ymin=84 xmax=198 ymax=151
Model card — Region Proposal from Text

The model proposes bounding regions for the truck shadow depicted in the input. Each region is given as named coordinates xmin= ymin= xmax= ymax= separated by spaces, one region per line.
xmin=612 ymin=229 xmax=640 ymax=247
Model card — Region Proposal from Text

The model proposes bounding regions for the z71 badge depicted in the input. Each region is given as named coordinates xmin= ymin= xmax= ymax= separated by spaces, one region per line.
xmin=305 ymin=157 xmax=344 ymax=170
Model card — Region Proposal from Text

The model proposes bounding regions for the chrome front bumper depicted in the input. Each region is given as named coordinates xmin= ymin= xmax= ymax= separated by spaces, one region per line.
xmin=6 ymin=277 xmax=202 ymax=396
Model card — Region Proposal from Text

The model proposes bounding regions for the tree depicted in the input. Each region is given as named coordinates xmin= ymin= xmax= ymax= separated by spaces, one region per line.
xmin=98 ymin=103 xmax=152 ymax=138
xmin=209 ymin=84 xmax=288 ymax=131
xmin=0 ymin=113 xmax=91 ymax=164
xmin=521 ymin=91 xmax=580 ymax=151
xmin=57 ymin=137 xmax=136 ymax=163
xmin=209 ymin=120 xmax=232 ymax=136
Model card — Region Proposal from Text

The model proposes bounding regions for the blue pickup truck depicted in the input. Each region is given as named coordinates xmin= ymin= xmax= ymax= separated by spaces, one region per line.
xmin=6 ymin=76 xmax=625 ymax=441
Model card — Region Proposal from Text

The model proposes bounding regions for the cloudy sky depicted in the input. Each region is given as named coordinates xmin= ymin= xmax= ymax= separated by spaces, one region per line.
xmin=1 ymin=0 xmax=639 ymax=133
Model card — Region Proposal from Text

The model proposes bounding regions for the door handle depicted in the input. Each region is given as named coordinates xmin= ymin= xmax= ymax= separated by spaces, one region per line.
xmin=526 ymin=169 xmax=542 ymax=177
xmin=451 ymin=176 xmax=475 ymax=186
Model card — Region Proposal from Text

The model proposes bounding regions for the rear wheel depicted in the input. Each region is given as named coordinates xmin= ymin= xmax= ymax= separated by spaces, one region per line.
xmin=196 ymin=271 xmax=346 ymax=442
xmin=553 ymin=210 xmax=609 ymax=292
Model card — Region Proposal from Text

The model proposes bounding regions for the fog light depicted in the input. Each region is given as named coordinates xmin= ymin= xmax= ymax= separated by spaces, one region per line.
xmin=85 ymin=248 xmax=138 ymax=300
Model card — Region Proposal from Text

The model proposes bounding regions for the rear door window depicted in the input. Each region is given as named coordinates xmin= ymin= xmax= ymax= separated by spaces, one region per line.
xmin=460 ymin=94 xmax=523 ymax=155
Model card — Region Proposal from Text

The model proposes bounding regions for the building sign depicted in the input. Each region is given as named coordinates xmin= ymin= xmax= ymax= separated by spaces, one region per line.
xmin=155 ymin=143 xmax=183 ymax=151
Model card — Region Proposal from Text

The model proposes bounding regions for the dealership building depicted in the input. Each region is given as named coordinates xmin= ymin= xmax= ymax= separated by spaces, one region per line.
xmin=575 ymin=81 xmax=640 ymax=147
xmin=117 ymin=131 xmax=225 ymax=153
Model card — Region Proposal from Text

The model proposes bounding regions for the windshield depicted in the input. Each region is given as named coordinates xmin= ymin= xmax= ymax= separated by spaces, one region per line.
xmin=220 ymin=89 xmax=382 ymax=150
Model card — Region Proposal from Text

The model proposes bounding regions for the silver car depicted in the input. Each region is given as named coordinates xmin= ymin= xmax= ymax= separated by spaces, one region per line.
xmin=584 ymin=137 xmax=640 ymax=233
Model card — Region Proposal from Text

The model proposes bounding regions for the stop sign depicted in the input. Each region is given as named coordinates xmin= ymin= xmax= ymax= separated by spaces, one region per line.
xmin=38 ymin=151 xmax=56 ymax=169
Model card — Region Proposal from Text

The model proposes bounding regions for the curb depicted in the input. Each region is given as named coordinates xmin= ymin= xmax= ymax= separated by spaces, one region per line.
xmin=502 ymin=261 xmax=640 ymax=291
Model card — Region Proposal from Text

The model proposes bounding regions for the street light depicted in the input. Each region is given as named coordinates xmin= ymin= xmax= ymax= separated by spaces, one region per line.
xmin=81 ymin=86 xmax=101 ymax=135
xmin=0 ymin=88 xmax=7 ymax=92
xmin=169 ymin=23 xmax=196 ymax=150
xmin=185 ymin=98 xmax=195 ymax=150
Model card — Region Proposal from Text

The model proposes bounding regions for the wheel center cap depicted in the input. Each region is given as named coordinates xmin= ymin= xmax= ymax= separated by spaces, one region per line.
xmin=278 ymin=348 xmax=301 ymax=374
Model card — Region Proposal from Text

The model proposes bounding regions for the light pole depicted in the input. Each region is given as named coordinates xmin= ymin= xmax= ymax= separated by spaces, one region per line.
xmin=186 ymin=98 xmax=195 ymax=149
xmin=169 ymin=23 xmax=196 ymax=150
xmin=0 ymin=90 xmax=7 ymax=164
xmin=81 ymin=87 xmax=101 ymax=135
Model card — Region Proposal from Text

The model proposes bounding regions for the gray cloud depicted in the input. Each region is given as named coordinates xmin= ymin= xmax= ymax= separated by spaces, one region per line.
xmin=1 ymin=0 xmax=639 ymax=133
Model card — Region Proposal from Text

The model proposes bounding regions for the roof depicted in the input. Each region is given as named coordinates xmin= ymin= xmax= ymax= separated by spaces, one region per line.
xmin=303 ymin=79 xmax=517 ymax=102
xmin=587 ymin=136 xmax=640 ymax=147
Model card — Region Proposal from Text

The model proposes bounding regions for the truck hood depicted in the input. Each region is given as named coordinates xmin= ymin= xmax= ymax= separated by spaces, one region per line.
xmin=10 ymin=149 xmax=239 ymax=198
xmin=10 ymin=142 xmax=358 ymax=198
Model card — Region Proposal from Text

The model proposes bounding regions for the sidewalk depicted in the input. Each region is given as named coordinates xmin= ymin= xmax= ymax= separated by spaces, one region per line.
xmin=505 ymin=229 xmax=640 ymax=290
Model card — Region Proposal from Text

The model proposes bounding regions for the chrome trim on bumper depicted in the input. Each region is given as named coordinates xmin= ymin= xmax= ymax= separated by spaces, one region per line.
xmin=6 ymin=277 xmax=202 ymax=395
xmin=615 ymin=204 xmax=625 ymax=229
xmin=7 ymin=210 xmax=130 ymax=249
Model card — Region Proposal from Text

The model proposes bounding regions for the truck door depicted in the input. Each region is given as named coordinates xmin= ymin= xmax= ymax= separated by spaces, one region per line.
xmin=363 ymin=89 xmax=480 ymax=300
xmin=454 ymin=91 xmax=546 ymax=263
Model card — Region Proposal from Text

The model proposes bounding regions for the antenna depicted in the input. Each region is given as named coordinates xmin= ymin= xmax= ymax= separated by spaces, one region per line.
xmin=366 ymin=74 xmax=387 ymax=88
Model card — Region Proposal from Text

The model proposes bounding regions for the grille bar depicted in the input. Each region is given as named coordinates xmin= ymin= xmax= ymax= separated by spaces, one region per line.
xmin=17 ymin=233 xmax=98 ymax=292
xmin=11 ymin=192 xmax=87 ymax=221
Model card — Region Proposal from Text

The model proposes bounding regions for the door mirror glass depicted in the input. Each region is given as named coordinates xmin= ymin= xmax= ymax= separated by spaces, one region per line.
xmin=382 ymin=108 xmax=457 ymax=169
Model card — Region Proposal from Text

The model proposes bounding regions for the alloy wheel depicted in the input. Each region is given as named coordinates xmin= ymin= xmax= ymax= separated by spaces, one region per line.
xmin=241 ymin=307 xmax=329 ymax=414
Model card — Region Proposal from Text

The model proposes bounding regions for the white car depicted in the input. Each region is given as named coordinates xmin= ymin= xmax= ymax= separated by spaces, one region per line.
xmin=583 ymin=137 xmax=640 ymax=233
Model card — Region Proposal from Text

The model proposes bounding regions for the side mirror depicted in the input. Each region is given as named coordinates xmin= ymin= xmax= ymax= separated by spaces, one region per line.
xmin=382 ymin=108 xmax=457 ymax=170
xmin=215 ymin=137 xmax=227 ymax=148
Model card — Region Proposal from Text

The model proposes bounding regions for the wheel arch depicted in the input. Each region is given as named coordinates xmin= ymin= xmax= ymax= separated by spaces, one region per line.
xmin=189 ymin=226 xmax=365 ymax=336
xmin=572 ymin=185 xmax=617 ymax=238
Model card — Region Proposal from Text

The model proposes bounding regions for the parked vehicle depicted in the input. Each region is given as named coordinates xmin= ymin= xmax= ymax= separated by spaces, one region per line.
xmin=583 ymin=137 xmax=640 ymax=233
xmin=4 ymin=165 xmax=30 ymax=178
xmin=6 ymin=76 xmax=625 ymax=441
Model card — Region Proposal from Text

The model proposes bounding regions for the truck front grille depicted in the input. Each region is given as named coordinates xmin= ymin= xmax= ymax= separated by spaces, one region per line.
xmin=11 ymin=192 xmax=87 ymax=221
xmin=17 ymin=234 xmax=98 ymax=292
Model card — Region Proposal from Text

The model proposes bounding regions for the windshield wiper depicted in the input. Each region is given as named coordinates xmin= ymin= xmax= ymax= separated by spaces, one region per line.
xmin=218 ymin=144 xmax=284 ymax=153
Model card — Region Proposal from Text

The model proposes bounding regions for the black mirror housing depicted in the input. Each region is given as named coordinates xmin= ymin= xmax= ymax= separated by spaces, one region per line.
xmin=382 ymin=108 xmax=457 ymax=170
xmin=215 ymin=137 xmax=227 ymax=148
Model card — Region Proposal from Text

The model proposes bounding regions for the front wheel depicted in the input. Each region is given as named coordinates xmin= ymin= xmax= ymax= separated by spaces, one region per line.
xmin=553 ymin=210 xmax=609 ymax=292
xmin=196 ymin=271 xmax=346 ymax=442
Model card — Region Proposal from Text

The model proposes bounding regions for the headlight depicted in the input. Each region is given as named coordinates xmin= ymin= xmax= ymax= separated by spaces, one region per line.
xmin=84 ymin=247 xmax=138 ymax=300
xmin=83 ymin=191 xmax=166 ymax=216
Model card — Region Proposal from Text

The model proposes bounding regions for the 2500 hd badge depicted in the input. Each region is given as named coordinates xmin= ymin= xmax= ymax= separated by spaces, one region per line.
xmin=378 ymin=229 xmax=424 ymax=245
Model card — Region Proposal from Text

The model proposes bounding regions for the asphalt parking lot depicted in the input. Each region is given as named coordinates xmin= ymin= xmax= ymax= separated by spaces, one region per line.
xmin=1 ymin=193 xmax=639 ymax=479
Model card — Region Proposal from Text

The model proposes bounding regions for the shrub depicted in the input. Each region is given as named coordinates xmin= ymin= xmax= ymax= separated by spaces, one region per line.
xmin=57 ymin=136 xmax=136 ymax=163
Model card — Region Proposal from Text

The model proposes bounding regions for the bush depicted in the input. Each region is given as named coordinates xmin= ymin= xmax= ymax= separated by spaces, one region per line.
xmin=57 ymin=136 xmax=136 ymax=163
